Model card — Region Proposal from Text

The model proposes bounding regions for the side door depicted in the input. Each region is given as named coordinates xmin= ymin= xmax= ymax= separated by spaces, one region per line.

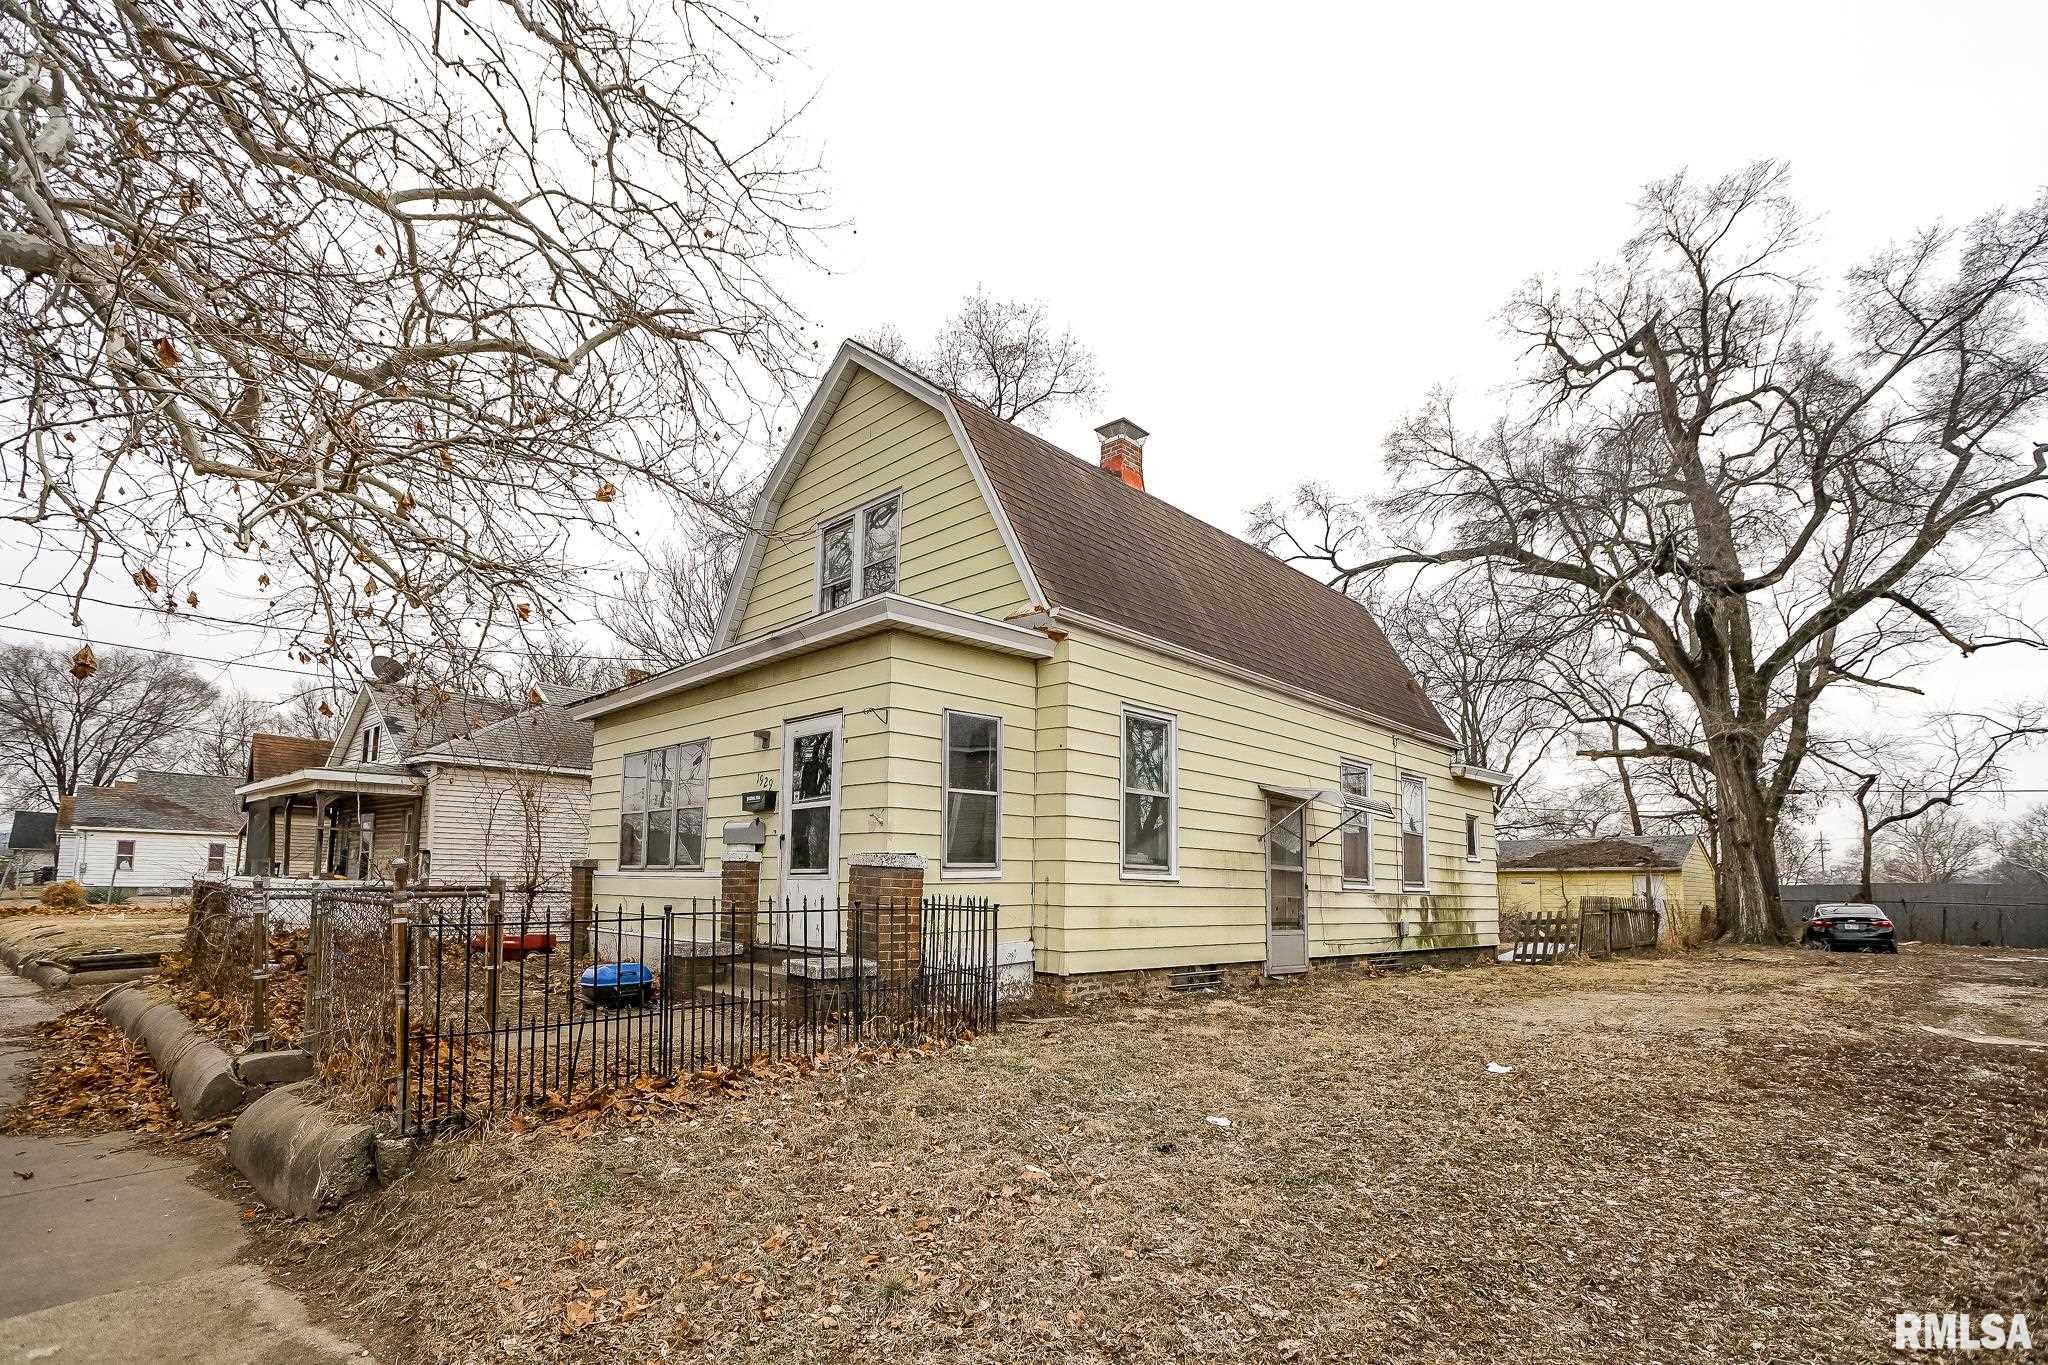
xmin=1265 ymin=798 xmax=1310 ymax=975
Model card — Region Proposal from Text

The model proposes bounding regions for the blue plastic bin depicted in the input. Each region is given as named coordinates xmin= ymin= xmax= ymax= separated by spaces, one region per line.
xmin=578 ymin=961 xmax=655 ymax=1007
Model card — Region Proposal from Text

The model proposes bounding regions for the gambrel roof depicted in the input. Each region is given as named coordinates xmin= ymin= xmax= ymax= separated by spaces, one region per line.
xmin=711 ymin=341 xmax=1454 ymax=744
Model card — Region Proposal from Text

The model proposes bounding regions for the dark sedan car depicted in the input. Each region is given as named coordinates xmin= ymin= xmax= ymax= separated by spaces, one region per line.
xmin=1802 ymin=903 xmax=1898 ymax=953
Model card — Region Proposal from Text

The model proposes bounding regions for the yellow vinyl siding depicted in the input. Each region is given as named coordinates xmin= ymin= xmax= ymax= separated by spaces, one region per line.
xmin=1677 ymin=838 xmax=1718 ymax=915
xmin=1032 ymin=628 xmax=1497 ymax=976
xmin=732 ymin=369 xmax=1031 ymax=641
xmin=590 ymin=634 xmax=896 ymax=906
xmin=1496 ymin=840 xmax=1714 ymax=925
xmin=587 ymin=633 xmax=1036 ymax=947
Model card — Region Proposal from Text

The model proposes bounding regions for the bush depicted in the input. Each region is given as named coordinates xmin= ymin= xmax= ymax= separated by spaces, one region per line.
xmin=39 ymin=879 xmax=87 ymax=910
xmin=87 ymin=885 xmax=134 ymax=906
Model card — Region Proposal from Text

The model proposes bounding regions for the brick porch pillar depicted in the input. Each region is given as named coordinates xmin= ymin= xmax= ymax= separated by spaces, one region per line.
xmin=569 ymin=857 xmax=596 ymax=958
xmin=719 ymin=850 xmax=759 ymax=946
xmin=848 ymin=852 xmax=924 ymax=975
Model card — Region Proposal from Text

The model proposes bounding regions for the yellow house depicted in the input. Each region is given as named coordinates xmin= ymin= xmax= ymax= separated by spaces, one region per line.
xmin=570 ymin=341 xmax=1506 ymax=993
xmin=1497 ymin=835 xmax=1717 ymax=938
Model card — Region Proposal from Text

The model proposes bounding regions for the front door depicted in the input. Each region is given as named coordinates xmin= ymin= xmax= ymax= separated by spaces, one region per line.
xmin=777 ymin=713 xmax=841 ymax=947
xmin=1265 ymin=798 xmax=1309 ymax=975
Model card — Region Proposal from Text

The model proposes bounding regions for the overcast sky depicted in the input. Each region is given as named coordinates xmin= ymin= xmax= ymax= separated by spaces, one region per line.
xmin=6 ymin=0 xmax=2046 ymax=830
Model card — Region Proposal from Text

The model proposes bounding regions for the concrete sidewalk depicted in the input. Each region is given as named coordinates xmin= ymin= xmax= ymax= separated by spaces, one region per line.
xmin=0 ymin=972 xmax=369 ymax=1364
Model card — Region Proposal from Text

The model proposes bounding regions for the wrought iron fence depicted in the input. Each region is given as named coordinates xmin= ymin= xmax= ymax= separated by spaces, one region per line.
xmin=394 ymin=894 xmax=999 ymax=1135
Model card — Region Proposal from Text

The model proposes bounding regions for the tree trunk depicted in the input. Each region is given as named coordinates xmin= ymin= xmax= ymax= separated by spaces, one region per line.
xmin=1708 ymin=735 xmax=1791 ymax=943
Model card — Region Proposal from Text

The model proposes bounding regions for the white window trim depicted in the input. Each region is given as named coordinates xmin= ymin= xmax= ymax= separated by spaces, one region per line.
xmin=1465 ymin=812 xmax=1482 ymax=862
xmin=1118 ymin=703 xmax=1179 ymax=881
xmin=940 ymin=708 xmax=1003 ymax=879
xmin=1339 ymin=758 xmax=1373 ymax=890
xmin=813 ymin=489 xmax=903 ymax=615
xmin=618 ymin=738 xmax=712 ymax=872
xmin=1399 ymin=772 xmax=1429 ymax=891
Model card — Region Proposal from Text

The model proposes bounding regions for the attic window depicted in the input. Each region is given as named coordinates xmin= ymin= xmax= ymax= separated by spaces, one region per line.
xmin=360 ymin=725 xmax=382 ymax=762
xmin=817 ymin=493 xmax=900 ymax=612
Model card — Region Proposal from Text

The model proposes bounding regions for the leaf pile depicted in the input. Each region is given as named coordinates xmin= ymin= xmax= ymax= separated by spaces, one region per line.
xmin=0 ymin=1004 xmax=177 ymax=1136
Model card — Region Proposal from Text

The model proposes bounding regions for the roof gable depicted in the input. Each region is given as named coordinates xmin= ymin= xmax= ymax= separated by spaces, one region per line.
xmin=713 ymin=343 xmax=1044 ymax=649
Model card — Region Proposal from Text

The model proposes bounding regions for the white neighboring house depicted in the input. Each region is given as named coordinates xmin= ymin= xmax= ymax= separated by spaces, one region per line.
xmin=236 ymin=680 xmax=594 ymax=892
xmin=5 ymin=810 xmax=59 ymax=887
xmin=55 ymin=772 xmax=242 ymax=892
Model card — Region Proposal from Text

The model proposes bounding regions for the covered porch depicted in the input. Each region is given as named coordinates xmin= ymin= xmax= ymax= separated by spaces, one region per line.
xmin=237 ymin=766 xmax=425 ymax=882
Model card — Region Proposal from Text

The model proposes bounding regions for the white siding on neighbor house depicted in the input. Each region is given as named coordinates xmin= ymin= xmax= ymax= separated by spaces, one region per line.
xmin=57 ymin=828 xmax=237 ymax=889
xmin=424 ymin=766 xmax=590 ymax=892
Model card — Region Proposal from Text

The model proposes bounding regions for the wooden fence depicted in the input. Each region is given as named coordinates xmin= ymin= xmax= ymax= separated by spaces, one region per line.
xmin=1503 ymin=896 xmax=1661 ymax=964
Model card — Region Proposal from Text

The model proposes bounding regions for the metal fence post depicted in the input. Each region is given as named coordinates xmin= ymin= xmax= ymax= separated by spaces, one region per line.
xmin=390 ymin=857 xmax=413 ymax=1134
xmin=485 ymin=876 xmax=505 ymax=1030
xmin=248 ymin=876 xmax=273 ymax=1052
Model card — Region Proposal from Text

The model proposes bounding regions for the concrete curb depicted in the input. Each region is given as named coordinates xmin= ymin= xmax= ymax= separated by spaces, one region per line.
xmin=95 ymin=984 xmax=249 ymax=1122
xmin=227 ymin=1084 xmax=379 ymax=1217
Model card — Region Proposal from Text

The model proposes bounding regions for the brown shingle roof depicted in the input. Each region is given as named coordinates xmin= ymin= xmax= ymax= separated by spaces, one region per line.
xmin=953 ymin=400 xmax=1453 ymax=741
xmin=247 ymin=733 xmax=335 ymax=783
xmin=1498 ymin=835 xmax=1698 ymax=871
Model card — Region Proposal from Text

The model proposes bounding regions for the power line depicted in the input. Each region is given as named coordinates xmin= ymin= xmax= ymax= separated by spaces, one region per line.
xmin=0 ymin=621 xmax=332 ymax=680
xmin=0 ymin=580 xmax=653 ymax=666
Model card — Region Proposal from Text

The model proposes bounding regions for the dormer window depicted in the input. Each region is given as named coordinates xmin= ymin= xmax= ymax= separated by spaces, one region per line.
xmin=817 ymin=493 xmax=900 ymax=612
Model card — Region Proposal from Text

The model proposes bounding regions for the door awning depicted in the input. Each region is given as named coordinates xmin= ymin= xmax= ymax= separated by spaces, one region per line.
xmin=1258 ymin=784 xmax=1393 ymax=818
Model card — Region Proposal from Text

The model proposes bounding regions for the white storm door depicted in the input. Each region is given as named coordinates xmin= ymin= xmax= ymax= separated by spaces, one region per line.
xmin=778 ymin=712 xmax=842 ymax=946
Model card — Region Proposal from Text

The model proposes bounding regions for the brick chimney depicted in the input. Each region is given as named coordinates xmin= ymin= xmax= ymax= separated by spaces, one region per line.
xmin=1094 ymin=418 xmax=1149 ymax=490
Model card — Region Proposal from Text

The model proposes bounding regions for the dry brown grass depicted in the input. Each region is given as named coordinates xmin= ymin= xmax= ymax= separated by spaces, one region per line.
xmin=244 ymin=947 xmax=2048 ymax=1363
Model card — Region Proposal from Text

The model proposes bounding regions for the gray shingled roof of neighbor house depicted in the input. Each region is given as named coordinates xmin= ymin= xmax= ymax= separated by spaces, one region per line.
xmin=1497 ymin=834 xmax=1699 ymax=870
xmin=69 ymin=771 xmax=242 ymax=832
xmin=359 ymin=683 xmax=524 ymax=759
xmin=409 ymin=697 xmax=595 ymax=770
xmin=8 ymin=809 xmax=57 ymax=852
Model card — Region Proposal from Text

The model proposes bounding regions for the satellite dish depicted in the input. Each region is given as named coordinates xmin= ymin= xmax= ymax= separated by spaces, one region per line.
xmin=369 ymin=655 xmax=407 ymax=684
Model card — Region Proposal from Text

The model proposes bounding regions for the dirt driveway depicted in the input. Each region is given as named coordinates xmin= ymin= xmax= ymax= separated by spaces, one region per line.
xmin=250 ymin=946 xmax=2047 ymax=1363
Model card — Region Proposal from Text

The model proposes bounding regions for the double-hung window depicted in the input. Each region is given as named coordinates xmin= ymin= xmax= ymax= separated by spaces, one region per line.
xmin=115 ymin=839 xmax=136 ymax=872
xmin=1340 ymin=761 xmax=1372 ymax=886
xmin=207 ymin=842 xmax=226 ymax=873
xmin=1399 ymin=773 xmax=1428 ymax=890
xmin=1120 ymin=706 xmax=1176 ymax=876
xmin=620 ymin=740 xmax=710 ymax=870
xmin=817 ymin=493 xmax=901 ymax=612
xmin=942 ymin=710 xmax=1001 ymax=873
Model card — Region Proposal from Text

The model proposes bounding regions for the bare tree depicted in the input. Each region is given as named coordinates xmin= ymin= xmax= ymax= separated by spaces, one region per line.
xmin=273 ymin=685 xmax=346 ymax=741
xmin=865 ymin=289 xmax=1102 ymax=428
xmin=603 ymin=520 xmax=743 ymax=670
xmin=1990 ymin=803 xmax=2048 ymax=884
xmin=0 ymin=642 xmax=217 ymax=804
xmin=1 ymin=0 xmax=829 ymax=673
xmin=1254 ymin=164 xmax=2048 ymax=941
xmin=188 ymin=687 xmax=333 ymax=777
xmin=1361 ymin=573 xmax=1577 ymax=806
xmin=1812 ymin=707 xmax=2048 ymax=899
xmin=1877 ymin=807 xmax=1992 ymax=883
